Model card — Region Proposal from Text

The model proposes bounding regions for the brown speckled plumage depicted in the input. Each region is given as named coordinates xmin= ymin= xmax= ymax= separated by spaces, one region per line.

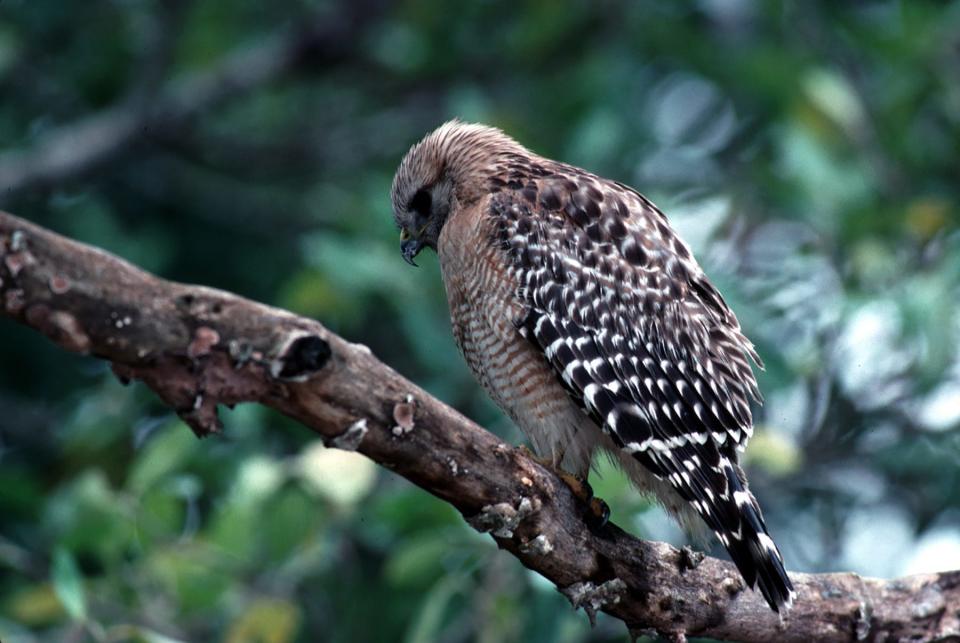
xmin=391 ymin=120 xmax=795 ymax=612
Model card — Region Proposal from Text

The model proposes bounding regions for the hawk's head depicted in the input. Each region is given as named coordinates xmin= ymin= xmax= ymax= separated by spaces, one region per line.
xmin=391 ymin=120 xmax=523 ymax=265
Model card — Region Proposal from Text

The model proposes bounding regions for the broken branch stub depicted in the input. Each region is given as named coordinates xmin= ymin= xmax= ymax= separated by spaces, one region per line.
xmin=0 ymin=215 xmax=332 ymax=438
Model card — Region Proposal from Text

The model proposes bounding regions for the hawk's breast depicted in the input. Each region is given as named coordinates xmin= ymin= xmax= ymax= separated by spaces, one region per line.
xmin=437 ymin=198 xmax=598 ymax=474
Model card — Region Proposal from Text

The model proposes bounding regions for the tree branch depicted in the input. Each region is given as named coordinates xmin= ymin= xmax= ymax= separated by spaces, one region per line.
xmin=0 ymin=11 xmax=365 ymax=202
xmin=0 ymin=210 xmax=957 ymax=642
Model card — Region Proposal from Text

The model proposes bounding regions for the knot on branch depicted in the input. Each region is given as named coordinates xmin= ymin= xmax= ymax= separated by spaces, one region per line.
xmin=2 ymin=229 xmax=35 ymax=278
xmin=25 ymin=305 xmax=91 ymax=353
xmin=678 ymin=546 xmax=705 ymax=572
xmin=273 ymin=333 xmax=331 ymax=380
xmin=561 ymin=578 xmax=627 ymax=627
xmin=856 ymin=601 xmax=872 ymax=641
xmin=467 ymin=496 xmax=537 ymax=539
xmin=392 ymin=394 xmax=416 ymax=436
xmin=187 ymin=326 xmax=221 ymax=359
xmin=330 ymin=418 xmax=368 ymax=451
xmin=179 ymin=392 xmax=224 ymax=438
xmin=519 ymin=534 xmax=554 ymax=557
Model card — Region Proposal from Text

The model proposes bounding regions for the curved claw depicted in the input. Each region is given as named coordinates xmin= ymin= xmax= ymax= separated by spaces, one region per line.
xmin=515 ymin=444 xmax=610 ymax=531
xmin=587 ymin=496 xmax=611 ymax=530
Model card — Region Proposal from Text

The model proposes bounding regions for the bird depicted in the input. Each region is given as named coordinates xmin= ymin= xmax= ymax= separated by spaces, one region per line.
xmin=390 ymin=120 xmax=795 ymax=613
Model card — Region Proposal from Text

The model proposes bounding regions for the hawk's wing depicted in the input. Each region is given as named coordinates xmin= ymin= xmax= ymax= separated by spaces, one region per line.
xmin=487 ymin=168 xmax=793 ymax=611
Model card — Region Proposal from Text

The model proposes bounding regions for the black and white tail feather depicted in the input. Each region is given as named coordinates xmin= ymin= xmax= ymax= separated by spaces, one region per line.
xmin=491 ymin=171 xmax=796 ymax=612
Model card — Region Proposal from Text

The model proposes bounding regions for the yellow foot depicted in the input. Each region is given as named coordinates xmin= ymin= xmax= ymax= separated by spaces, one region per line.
xmin=516 ymin=445 xmax=611 ymax=530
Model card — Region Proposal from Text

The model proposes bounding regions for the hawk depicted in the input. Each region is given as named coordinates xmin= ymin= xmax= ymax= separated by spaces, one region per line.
xmin=390 ymin=120 xmax=794 ymax=612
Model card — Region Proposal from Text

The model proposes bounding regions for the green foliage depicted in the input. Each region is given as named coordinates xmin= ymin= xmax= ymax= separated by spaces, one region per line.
xmin=50 ymin=548 xmax=85 ymax=622
xmin=1 ymin=0 xmax=959 ymax=640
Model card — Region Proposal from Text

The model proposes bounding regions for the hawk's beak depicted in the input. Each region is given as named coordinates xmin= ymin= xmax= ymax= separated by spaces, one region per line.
xmin=400 ymin=237 xmax=424 ymax=267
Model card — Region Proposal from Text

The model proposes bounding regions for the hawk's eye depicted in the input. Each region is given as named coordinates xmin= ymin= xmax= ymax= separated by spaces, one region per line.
xmin=408 ymin=189 xmax=432 ymax=218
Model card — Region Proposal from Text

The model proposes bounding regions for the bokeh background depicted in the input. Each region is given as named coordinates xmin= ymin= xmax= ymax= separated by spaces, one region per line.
xmin=1 ymin=1 xmax=959 ymax=641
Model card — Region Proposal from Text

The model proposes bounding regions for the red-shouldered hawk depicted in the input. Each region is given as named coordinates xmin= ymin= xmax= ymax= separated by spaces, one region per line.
xmin=390 ymin=120 xmax=794 ymax=612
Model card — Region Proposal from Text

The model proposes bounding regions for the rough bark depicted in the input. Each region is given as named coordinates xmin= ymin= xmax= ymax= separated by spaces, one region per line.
xmin=1 ymin=210 xmax=958 ymax=642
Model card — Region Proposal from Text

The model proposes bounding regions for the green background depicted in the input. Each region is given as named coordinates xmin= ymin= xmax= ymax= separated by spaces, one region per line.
xmin=1 ymin=1 xmax=959 ymax=641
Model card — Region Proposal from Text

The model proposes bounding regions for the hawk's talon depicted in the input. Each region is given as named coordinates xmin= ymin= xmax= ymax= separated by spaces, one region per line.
xmin=517 ymin=445 xmax=610 ymax=531
xmin=588 ymin=496 xmax=611 ymax=530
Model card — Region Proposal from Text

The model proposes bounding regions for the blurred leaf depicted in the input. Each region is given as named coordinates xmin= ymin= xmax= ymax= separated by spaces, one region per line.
xmin=778 ymin=123 xmax=872 ymax=225
xmin=259 ymin=486 xmax=325 ymax=563
xmin=743 ymin=429 xmax=802 ymax=476
xmin=50 ymin=195 xmax=171 ymax=274
xmin=135 ymin=483 xmax=186 ymax=545
xmin=905 ymin=197 xmax=951 ymax=240
xmin=175 ymin=1 xmax=245 ymax=68
xmin=802 ymin=68 xmax=866 ymax=136
xmin=277 ymin=268 xmax=342 ymax=319
xmin=207 ymin=496 xmax=264 ymax=561
xmin=117 ymin=626 xmax=190 ymax=643
xmin=385 ymin=534 xmax=452 ymax=588
xmin=206 ymin=455 xmax=286 ymax=560
xmin=232 ymin=456 xmax=286 ymax=505
xmin=128 ymin=423 xmax=199 ymax=494
xmin=404 ymin=570 xmax=469 ymax=643
xmin=297 ymin=442 xmax=377 ymax=508
xmin=0 ymin=24 xmax=21 ymax=78
xmin=0 ymin=466 xmax=45 ymax=519
xmin=45 ymin=470 xmax=132 ymax=563
xmin=366 ymin=487 xmax=462 ymax=541
xmin=146 ymin=545 xmax=231 ymax=614
xmin=4 ymin=583 xmax=65 ymax=626
xmin=51 ymin=547 xmax=86 ymax=621
xmin=225 ymin=598 xmax=301 ymax=643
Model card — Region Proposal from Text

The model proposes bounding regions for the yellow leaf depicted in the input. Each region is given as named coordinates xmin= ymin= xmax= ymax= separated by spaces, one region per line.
xmin=226 ymin=598 xmax=301 ymax=643
xmin=905 ymin=197 xmax=951 ymax=239
xmin=743 ymin=428 xmax=801 ymax=476
xmin=5 ymin=583 xmax=66 ymax=626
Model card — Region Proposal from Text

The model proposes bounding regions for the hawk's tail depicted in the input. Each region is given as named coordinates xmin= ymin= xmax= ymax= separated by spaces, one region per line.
xmin=718 ymin=460 xmax=795 ymax=612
